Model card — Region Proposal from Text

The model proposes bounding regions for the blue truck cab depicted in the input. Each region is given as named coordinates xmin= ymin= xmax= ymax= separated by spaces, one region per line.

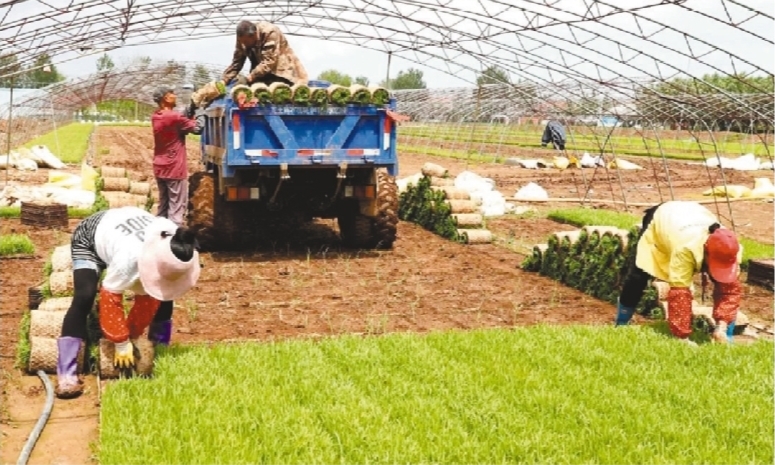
xmin=189 ymin=80 xmax=401 ymax=250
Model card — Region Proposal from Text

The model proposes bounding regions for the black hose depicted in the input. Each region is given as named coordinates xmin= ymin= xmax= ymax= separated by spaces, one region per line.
xmin=16 ymin=370 xmax=54 ymax=465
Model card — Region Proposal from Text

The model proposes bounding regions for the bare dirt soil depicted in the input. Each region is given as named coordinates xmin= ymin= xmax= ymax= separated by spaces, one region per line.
xmin=1 ymin=125 xmax=772 ymax=464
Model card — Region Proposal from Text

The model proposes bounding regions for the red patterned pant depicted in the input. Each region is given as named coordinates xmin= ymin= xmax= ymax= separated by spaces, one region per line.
xmin=99 ymin=288 xmax=161 ymax=343
xmin=713 ymin=281 xmax=741 ymax=324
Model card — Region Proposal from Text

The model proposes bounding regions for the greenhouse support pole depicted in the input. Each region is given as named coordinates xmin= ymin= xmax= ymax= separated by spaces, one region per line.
xmin=4 ymin=75 xmax=14 ymax=188
xmin=385 ymin=52 xmax=392 ymax=90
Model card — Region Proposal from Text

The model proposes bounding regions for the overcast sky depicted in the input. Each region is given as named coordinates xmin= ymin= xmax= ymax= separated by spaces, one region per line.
xmin=4 ymin=0 xmax=774 ymax=89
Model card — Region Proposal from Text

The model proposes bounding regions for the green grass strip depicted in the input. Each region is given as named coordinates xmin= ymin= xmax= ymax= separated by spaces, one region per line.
xmin=0 ymin=233 xmax=35 ymax=256
xmin=99 ymin=327 xmax=774 ymax=465
xmin=15 ymin=310 xmax=31 ymax=370
xmin=547 ymin=208 xmax=774 ymax=268
xmin=0 ymin=206 xmax=99 ymax=219
xmin=20 ymin=123 xmax=94 ymax=164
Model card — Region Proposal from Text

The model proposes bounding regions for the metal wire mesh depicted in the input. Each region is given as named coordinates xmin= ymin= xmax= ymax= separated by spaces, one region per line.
xmin=0 ymin=0 xmax=772 ymax=220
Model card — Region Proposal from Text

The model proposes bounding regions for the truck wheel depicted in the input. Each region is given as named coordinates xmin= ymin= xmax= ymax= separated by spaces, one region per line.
xmin=187 ymin=171 xmax=242 ymax=251
xmin=372 ymin=168 xmax=399 ymax=249
xmin=337 ymin=168 xmax=398 ymax=249
xmin=337 ymin=214 xmax=374 ymax=249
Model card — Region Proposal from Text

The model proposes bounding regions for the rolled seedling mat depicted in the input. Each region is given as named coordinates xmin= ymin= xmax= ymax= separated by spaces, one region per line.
xmin=429 ymin=177 xmax=454 ymax=187
xmin=30 ymin=310 xmax=67 ymax=339
xmin=269 ymin=82 xmax=293 ymax=104
xmin=129 ymin=181 xmax=151 ymax=196
xmin=422 ymin=162 xmax=448 ymax=178
xmin=49 ymin=271 xmax=74 ymax=295
xmin=249 ymin=83 xmax=272 ymax=104
xmin=433 ymin=186 xmax=470 ymax=200
xmin=310 ymin=87 xmax=328 ymax=106
xmin=369 ymin=86 xmax=390 ymax=106
xmin=447 ymin=200 xmax=479 ymax=214
xmin=51 ymin=245 xmax=72 ymax=273
xmin=602 ymin=229 xmax=630 ymax=252
xmin=230 ymin=84 xmax=253 ymax=104
xmin=38 ymin=297 xmax=73 ymax=311
xmin=29 ymin=336 xmax=85 ymax=374
xmin=99 ymin=338 xmax=155 ymax=379
xmin=100 ymin=166 xmax=126 ymax=178
xmin=349 ymin=84 xmax=372 ymax=105
xmin=452 ymin=213 xmax=483 ymax=227
xmin=457 ymin=229 xmax=493 ymax=244
xmin=553 ymin=230 xmax=582 ymax=244
xmin=102 ymin=176 xmax=130 ymax=192
xmin=327 ymin=84 xmax=352 ymax=105
xmin=291 ymin=83 xmax=311 ymax=105
xmin=103 ymin=192 xmax=145 ymax=208
xmin=521 ymin=243 xmax=549 ymax=272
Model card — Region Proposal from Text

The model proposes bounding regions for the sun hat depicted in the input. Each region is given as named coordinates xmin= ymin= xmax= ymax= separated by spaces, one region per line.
xmin=704 ymin=228 xmax=740 ymax=283
xmin=138 ymin=217 xmax=201 ymax=301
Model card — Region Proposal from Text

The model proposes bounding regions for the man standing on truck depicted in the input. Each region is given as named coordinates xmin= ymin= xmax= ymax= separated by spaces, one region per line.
xmin=222 ymin=20 xmax=309 ymax=88
xmin=149 ymin=86 xmax=204 ymax=348
xmin=185 ymin=20 xmax=309 ymax=116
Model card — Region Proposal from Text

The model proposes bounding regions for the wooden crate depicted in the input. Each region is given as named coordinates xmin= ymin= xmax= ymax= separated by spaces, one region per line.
xmin=747 ymin=259 xmax=774 ymax=291
xmin=20 ymin=201 xmax=68 ymax=229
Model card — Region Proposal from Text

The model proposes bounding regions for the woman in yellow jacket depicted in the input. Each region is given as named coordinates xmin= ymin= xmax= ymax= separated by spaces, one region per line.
xmin=615 ymin=201 xmax=743 ymax=344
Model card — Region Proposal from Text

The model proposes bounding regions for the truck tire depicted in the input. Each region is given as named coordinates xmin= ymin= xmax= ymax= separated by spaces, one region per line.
xmin=187 ymin=171 xmax=242 ymax=251
xmin=337 ymin=168 xmax=398 ymax=249
xmin=372 ymin=168 xmax=399 ymax=249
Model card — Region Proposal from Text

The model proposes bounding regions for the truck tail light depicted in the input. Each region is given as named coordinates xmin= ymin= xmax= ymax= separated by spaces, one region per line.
xmin=353 ymin=185 xmax=376 ymax=199
xmin=226 ymin=187 xmax=259 ymax=200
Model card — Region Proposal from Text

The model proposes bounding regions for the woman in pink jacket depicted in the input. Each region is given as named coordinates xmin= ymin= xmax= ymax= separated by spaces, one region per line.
xmin=615 ymin=201 xmax=743 ymax=345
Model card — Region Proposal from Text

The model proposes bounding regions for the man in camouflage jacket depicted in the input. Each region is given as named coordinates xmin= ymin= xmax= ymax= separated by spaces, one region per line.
xmin=222 ymin=20 xmax=309 ymax=87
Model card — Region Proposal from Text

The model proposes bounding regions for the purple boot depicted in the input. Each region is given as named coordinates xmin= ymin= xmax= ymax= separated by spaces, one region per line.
xmin=148 ymin=320 xmax=172 ymax=346
xmin=55 ymin=337 xmax=84 ymax=399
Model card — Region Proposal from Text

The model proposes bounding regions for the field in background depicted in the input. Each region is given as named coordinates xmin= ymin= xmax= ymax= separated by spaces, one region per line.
xmin=19 ymin=122 xmax=94 ymax=164
xmin=399 ymin=123 xmax=775 ymax=162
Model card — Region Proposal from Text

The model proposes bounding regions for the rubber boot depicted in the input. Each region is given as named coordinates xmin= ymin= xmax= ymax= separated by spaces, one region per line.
xmin=726 ymin=320 xmax=736 ymax=343
xmin=615 ymin=300 xmax=636 ymax=326
xmin=712 ymin=321 xmax=728 ymax=344
xmin=55 ymin=337 xmax=84 ymax=399
xmin=148 ymin=320 xmax=172 ymax=346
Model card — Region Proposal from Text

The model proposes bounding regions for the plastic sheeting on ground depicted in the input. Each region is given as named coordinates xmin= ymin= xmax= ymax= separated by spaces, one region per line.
xmin=0 ymin=145 xmax=67 ymax=171
xmin=514 ymin=182 xmax=549 ymax=201
xmin=454 ymin=171 xmax=510 ymax=216
xmin=704 ymin=153 xmax=773 ymax=171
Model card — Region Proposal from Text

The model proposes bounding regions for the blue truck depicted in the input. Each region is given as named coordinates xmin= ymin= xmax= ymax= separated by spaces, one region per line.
xmin=188 ymin=81 xmax=400 ymax=251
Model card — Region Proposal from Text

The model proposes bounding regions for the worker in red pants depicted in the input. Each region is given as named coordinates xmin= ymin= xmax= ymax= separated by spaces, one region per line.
xmin=56 ymin=207 xmax=201 ymax=399
xmin=615 ymin=201 xmax=743 ymax=345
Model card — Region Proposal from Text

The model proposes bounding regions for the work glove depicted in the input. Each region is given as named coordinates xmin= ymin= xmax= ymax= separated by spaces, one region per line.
xmin=114 ymin=340 xmax=135 ymax=369
xmin=185 ymin=100 xmax=197 ymax=119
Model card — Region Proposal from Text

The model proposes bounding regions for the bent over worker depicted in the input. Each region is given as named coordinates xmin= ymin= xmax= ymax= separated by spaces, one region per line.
xmin=615 ymin=201 xmax=743 ymax=345
xmin=541 ymin=120 xmax=566 ymax=151
xmin=222 ymin=20 xmax=309 ymax=87
xmin=55 ymin=207 xmax=201 ymax=399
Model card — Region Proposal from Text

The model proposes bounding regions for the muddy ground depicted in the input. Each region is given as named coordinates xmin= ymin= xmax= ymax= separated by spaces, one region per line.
xmin=1 ymin=126 xmax=773 ymax=464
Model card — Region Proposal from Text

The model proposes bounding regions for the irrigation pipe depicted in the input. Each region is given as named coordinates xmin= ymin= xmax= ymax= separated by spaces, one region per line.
xmin=514 ymin=197 xmax=773 ymax=207
xmin=16 ymin=370 xmax=54 ymax=465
